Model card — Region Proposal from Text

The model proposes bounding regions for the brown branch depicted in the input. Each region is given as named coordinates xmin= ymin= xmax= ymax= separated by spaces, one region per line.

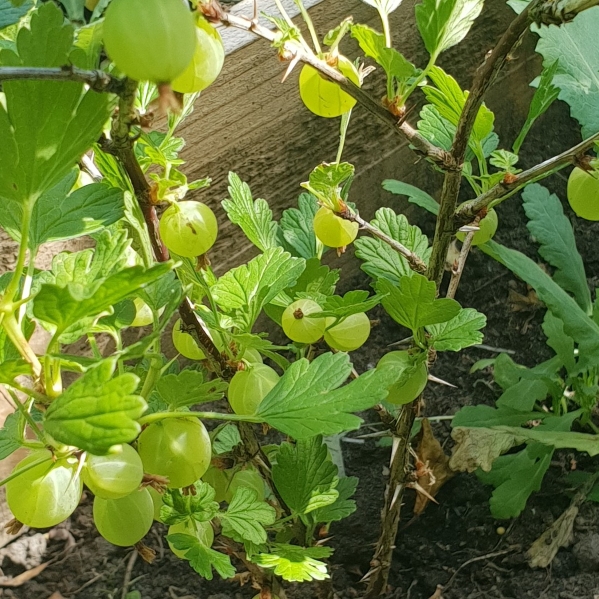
xmin=0 ymin=66 xmax=125 ymax=94
xmin=339 ymin=208 xmax=428 ymax=274
xmin=214 ymin=8 xmax=455 ymax=170
xmin=455 ymin=131 xmax=599 ymax=222
xmin=446 ymin=226 xmax=477 ymax=300
xmin=426 ymin=2 xmax=541 ymax=285
xmin=364 ymin=402 xmax=417 ymax=599
xmin=534 ymin=0 xmax=599 ymax=24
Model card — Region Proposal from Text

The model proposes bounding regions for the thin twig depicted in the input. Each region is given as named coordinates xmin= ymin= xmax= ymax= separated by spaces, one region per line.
xmin=340 ymin=209 xmax=428 ymax=274
xmin=534 ymin=0 xmax=599 ymax=24
xmin=474 ymin=344 xmax=516 ymax=354
xmin=0 ymin=66 xmax=125 ymax=94
xmin=121 ymin=550 xmax=138 ymax=599
xmin=211 ymin=6 xmax=454 ymax=169
xmin=456 ymin=131 xmax=599 ymax=222
xmin=446 ymin=226 xmax=477 ymax=300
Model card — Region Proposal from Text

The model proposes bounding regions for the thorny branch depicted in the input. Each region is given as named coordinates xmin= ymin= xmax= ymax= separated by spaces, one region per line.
xmin=426 ymin=2 xmax=539 ymax=285
xmin=339 ymin=208 xmax=428 ymax=274
xmin=446 ymin=227 xmax=477 ymax=300
xmin=456 ymin=131 xmax=599 ymax=222
xmin=211 ymin=6 xmax=455 ymax=169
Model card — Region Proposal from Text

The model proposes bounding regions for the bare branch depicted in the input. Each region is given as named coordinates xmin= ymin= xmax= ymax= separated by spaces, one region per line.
xmin=534 ymin=0 xmax=599 ymax=24
xmin=446 ymin=226 xmax=477 ymax=300
xmin=215 ymin=8 xmax=455 ymax=169
xmin=456 ymin=131 xmax=599 ymax=222
xmin=339 ymin=208 xmax=428 ymax=274
xmin=0 ymin=66 xmax=125 ymax=94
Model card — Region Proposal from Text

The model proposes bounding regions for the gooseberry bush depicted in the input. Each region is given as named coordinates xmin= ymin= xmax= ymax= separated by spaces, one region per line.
xmin=0 ymin=0 xmax=599 ymax=596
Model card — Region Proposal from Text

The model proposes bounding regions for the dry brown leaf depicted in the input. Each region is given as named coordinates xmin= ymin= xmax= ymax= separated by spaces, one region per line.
xmin=413 ymin=419 xmax=455 ymax=515
xmin=508 ymin=286 xmax=541 ymax=313
xmin=0 ymin=561 xmax=49 ymax=587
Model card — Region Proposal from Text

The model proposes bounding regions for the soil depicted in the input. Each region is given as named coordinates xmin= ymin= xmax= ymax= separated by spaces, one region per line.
xmin=3 ymin=12 xmax=599 ymax=599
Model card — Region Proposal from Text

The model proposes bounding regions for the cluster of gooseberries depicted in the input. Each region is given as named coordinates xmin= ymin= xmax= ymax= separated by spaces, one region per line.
xmin=6 ymin=417 xmax=214 ymax=549
xmin=567 ymin=167 xmax=599 ymax=221
xmin=376 ymin=351 xmax=428 ymax=405
xmin=299 ymin=55 xmax=360 ymax=118
xmin=103 ymin=0 xmax=224 ymax=92
xmin=281 ymin=299 xmax=371 ymax=351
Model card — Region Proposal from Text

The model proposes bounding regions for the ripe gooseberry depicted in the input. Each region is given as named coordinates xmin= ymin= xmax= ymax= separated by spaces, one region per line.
xmin=93 ymin=489 xmax=154 ymax=546
xmin=137 ymin=418 xmax=212 ymax=488
xmin=281 ymin=299 xmax=325 ymax=344
xmin=240 ymin=347 xmax=263 ymax=364
xmin=376 ymin=351 xmax=428 ymax=405
xmin=172 ymin=18 xmax=225 ymax=93
xmin=6 ymin=451 xmax=83 ymax=528
xmin=168 ymin=519 xmax=214 ymax=558
xmin=299 ymin=55 xmax=360 ymax=118
xmin=159 ymin=201 xmax=218 ymax=258
xmin=313 ymin=207 xmax=359 ymax=248
xmin=228 ymin=364 xmax=279 ymax=415
xmin=225 ymin=468 xmax=265 ymax=503
xmin=567 ymin=167 xmax=599 ymax=221
xmin=324 ymin=312 xmax=371 ymax=352
xmin=103 ymin=0 xmax=196 ymax=83
xmin=456 ymin=205 xmax=498 ymax=246
xmin=83 ymin=444 xmax=143 ymax=500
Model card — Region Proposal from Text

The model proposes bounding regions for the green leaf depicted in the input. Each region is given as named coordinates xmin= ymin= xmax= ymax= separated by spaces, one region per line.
xmin=360 ymin=0 xmax=404 ymax=14
xmin=453 ymin=405 xmax=551 ymax=428
xmin=273 ymin=436 xmax=339 ymax=515
xmin=415 ymin=0 xmax=484 ymax=59
xmin=0 ymin=412 xmax=22 ymax=460
xmin=301 ymin=162 xmax=354 ymax=208
xmin=56 ymin=0 xmax=85 ymax=22
xmin=426 ymin=308 xmax=486 ymax=351
xmin=253 ymin=544 xmax=331 ymax=582
xmin=256 ymin=352 xmax=397 ymax=439
xmin=417 ymin=104 xmax=455 ymax=152
xmin=310 ymin=476 xmax=358 ymax=523
xmin=33 ymin=263 xmax=174 ymax=338
xmin=377 ymin=274 xmax=461 ymax=332
xmin=137 ymin=271 xmax=182 ymax=312
xmin=289 ymin=259 xmax=339 ymax=299
xmin=424 ymin=66 xmax=494 ymax=143
xmin=0 ymin=3 xmax=111 ymax=206
xmin=161 ymin=482 xmax=220 ymax=525
xmin=44 ymin=358 xmax=146 ymax=455
xmin=351 ymin=24 xmax=418 ymax=80
xmin=477 ymin=444 xmax=553 ymax=519
xmin=513 ymin=61 xmax=560 ymax=154
xmin=220 ymin=487 xmax=276 ymax=544
xmin=489 ymin=149 xmax=519 ymax=171
xmin=315 ymin=290 xmax=382 ymax=320
xmin=155 ymin=370 xmax=228 ymax=410
xmin=279 ymin=193 xmax=320 ymax=260
xmin=222 ymin=172 xmax=279 ymax=252
xmin=166 ymin=533 xmax=235 ymax=580
xmin=522 ymin=183 xmax=591 ymax=314
xmin=382 ymin=179 xmax=439 ymax=215
xmin=73 ymin=20 xmax=104 ymax=69
xmin=543 ymin=311 xmax=576 ymax=374
xmin=0 ymin=358 xmax=32 ymax=384
xmin=354 ymin=208 xmax=430 ymax=284
xmin=0 ymin=0 xmax=30 ymax=29
xmin=493 ymin=426 xmax=599 ymax=455
xmin=212 ymin=423 xmax=241 ymax=455
xmin=481 ymin=240 xmax=599 ymax=369
xmin=496 ymin=378 xmax=549 ymax=411
xmin=212 ymin=247 xmax=305 ymax=332
xmin=535 ymin=8 xmax=599 ymax=137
